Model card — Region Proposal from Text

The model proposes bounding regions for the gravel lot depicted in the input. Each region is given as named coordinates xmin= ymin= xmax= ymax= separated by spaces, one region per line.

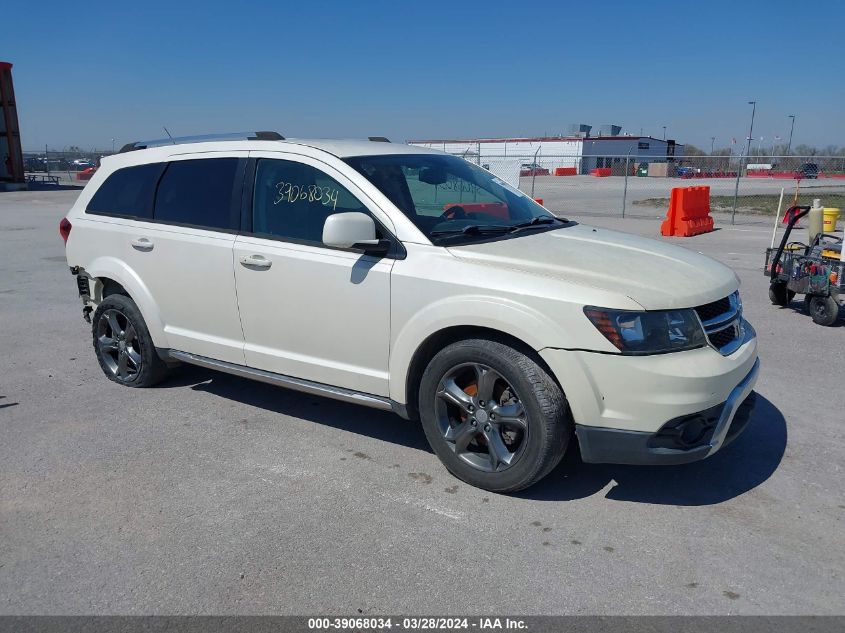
xmin=1 ymin=187 xmax=843 ymax=615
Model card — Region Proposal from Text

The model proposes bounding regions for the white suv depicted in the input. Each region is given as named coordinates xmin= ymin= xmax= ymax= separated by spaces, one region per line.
xmin=62 ymin=133 xmax=759 ymax=492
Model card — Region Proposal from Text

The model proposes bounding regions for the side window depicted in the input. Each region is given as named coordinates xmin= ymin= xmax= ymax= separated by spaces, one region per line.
xmin=153 ymin=158 xmax=239 ymax=230
xmin=86 ymin=163 xmax=164 ymax=218
xmin=252 ymin=159 xmax=371 ymax=244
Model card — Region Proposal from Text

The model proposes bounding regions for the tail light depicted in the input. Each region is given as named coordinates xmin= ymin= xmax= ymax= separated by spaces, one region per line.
xmin=59 ymin=217 xmax=72 ymax=243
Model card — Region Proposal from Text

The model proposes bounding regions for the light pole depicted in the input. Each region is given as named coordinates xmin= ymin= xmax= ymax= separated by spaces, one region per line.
xmin=710 ymin=137 xmax=715 ymax=154
xmin=732 ymin=101 xmax=756 ymax=225
xmin=744 ymin=101 xmax=757 ymax=158
xmin=662 ymin=126 xmax=666 ymax=141
xmin=786 ymin=115 xmax=795 ymax=156
xmin=111 ymin=138 xmax=115 ymax=153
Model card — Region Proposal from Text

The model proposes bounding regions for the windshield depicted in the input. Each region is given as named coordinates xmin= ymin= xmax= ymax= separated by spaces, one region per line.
xmin=345 ymin=154 xmax=573 ymax=244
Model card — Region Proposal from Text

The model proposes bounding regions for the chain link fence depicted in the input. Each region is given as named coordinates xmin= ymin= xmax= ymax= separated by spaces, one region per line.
xmin=22 ymin=148 xmax=114 ymax=186
xmin=20 ymin=147 xmax=845 ymax=231
xmin=449 ymin=152 xmax=845 ymax=227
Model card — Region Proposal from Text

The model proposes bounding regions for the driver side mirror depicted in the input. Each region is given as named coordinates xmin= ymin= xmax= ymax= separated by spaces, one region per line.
xmin=322 ymin=212 xmax=388 ymax=254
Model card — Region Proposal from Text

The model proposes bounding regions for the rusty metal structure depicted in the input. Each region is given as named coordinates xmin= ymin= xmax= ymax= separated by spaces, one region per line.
xmin=0 ymin=61 xmax=25 ymax=189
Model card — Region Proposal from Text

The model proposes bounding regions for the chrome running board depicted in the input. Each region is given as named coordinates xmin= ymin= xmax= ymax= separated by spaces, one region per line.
xmin=167 ymin=350 xmax=393 ymax=411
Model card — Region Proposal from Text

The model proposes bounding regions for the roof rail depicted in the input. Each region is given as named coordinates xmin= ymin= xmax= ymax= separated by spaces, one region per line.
xmin=119 ymin=131 xmax=284 ymax=153
xmin=368 ymin=136 xmax=391 ymax=142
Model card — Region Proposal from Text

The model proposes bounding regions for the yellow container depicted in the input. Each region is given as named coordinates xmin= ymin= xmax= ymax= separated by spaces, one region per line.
xmin=823 ymin=208 xmax=840 ymax=231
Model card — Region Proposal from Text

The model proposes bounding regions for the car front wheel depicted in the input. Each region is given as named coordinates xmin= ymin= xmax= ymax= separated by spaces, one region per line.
xmin=419 ymin=338 xmax=571 ymax=493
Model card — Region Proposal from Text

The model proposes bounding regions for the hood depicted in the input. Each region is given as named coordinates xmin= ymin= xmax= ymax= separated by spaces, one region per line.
xmin=447 ymin=224 xmax=739 ymax=310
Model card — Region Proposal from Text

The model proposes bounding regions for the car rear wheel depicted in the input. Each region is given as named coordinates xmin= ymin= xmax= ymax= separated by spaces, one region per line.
xmin=419 ymin=338 xmax=570 ymax=493
xmin=92 ymin=294 xmax=169 ymax=387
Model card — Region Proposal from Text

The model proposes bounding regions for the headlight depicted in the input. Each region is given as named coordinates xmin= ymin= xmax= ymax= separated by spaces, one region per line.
xmin=584 ymin=307 xmax=706 ymax=354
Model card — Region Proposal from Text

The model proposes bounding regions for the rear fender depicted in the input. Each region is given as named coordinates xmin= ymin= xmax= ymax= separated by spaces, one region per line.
xmin=83 ymin=256 xmax=167 ymax=347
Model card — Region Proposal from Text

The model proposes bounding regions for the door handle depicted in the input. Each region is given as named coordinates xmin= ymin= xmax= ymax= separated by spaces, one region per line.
xmin=239 ymin=254 xmax=272 ymax=269
xmin=130 ymin=237 xmax=154 ymax=251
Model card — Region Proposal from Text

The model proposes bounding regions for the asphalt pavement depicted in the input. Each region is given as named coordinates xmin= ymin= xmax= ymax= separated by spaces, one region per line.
xmin=0 ymin=187 xmax=843 ymax=615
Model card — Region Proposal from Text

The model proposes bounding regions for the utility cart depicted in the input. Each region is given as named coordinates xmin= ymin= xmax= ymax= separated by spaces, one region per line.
xmin=766 ymin=205 xmax=844 ymax=325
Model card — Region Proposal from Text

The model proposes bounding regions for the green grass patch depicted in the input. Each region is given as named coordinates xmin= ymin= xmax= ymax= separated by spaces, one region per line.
xmin=633 ymin=193 xmax=845 ymax=215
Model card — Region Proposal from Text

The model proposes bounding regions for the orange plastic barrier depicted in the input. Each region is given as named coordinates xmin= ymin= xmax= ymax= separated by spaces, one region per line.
xmin=659 ymin=186 xmax=714 ymax=237
xmin=554 ymin=167 xmax=577 ymax=176
xmin=590 ymin=168 xmax=611 ymax=177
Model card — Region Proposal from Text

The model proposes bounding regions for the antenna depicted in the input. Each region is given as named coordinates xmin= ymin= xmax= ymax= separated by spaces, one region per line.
xmin=163 ymin=127 xmax=175 ymax=144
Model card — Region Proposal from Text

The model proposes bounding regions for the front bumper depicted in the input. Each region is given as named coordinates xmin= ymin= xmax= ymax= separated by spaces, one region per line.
xmin=539 ymin=321 xmax=759 ymax=465
xmin=576 ymin=360 xmax=759 ymax=465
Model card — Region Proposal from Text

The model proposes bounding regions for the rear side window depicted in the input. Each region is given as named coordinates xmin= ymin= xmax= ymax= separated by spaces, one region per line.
xmin=86 ymin=163 xmax=164 ymax=218
xmin=153 ymin=158 xmax=239 ymax=230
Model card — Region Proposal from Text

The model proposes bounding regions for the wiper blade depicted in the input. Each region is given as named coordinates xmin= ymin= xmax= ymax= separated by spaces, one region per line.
xmin=430 ymin=216 xmax=573 ymax=241
xmin=430 ymin=224 xmax=512 ymax=237
xmin=509 ymin=215 xmax=562 ymax=230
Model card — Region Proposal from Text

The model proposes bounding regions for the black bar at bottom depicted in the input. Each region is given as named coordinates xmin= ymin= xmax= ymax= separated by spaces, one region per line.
xmin=0 ymin=616 xmax=842 ymax=633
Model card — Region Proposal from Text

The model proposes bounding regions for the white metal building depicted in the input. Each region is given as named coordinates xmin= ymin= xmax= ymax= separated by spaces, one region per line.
xmin=408 ymin=134 xmax=684 ymax=176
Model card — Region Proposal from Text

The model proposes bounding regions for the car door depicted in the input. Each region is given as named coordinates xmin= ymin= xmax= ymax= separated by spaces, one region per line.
xmin=123 ymin=153 xmax=247 ymax=365
xmin=233 ymin=152 xmax=395 ymax=396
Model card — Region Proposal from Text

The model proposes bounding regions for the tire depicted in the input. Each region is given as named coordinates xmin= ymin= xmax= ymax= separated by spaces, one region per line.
xmin=768 ymin=282 xmax=794 ymax=306
xmin=91 ymin=294 xmax=169 ymax=387
xmin=418 ymin=338 xmax=571 ymax=493
xmin=808 ymin=295 xmax=840 ymax=326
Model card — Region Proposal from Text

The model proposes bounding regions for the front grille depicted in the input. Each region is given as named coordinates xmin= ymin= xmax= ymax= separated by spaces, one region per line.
xmin=708 ymin=326 xmax=738 ymax=349
xmin=695 ymin=297 xmax=731 ymax=322
xmin=694 ymin=293 xmax=742 ymax=355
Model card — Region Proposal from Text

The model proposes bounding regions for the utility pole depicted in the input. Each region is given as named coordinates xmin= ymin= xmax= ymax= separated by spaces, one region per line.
xmin=732 ymin=101 xmax=757 ymax=225
xmin=786 ymin=114 xmax=796 ymax=155
xmin=744 ymin=101 xmax=757 ymax=159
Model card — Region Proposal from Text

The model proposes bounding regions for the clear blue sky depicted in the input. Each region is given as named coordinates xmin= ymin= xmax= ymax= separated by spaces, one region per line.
xmin=4 ymin=0 xmax=844 ymax=152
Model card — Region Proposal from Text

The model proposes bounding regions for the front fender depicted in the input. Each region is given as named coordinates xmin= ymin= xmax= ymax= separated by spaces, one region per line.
xmin=388 ymin=294 xmax=564 ymax=404
xmin=84 ymin=256 xmax=167 ymax=348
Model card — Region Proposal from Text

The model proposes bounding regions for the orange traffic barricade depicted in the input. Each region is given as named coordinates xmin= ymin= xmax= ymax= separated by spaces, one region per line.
xmin=76 ymin=167 xmax=97 ymax=181
xmin=660 ymin=186 xmax=714 ymax=237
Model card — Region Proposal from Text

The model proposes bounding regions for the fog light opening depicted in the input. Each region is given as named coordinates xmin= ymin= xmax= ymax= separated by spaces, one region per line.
xmin=677 ymin=416 xmax=710 ymax=447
